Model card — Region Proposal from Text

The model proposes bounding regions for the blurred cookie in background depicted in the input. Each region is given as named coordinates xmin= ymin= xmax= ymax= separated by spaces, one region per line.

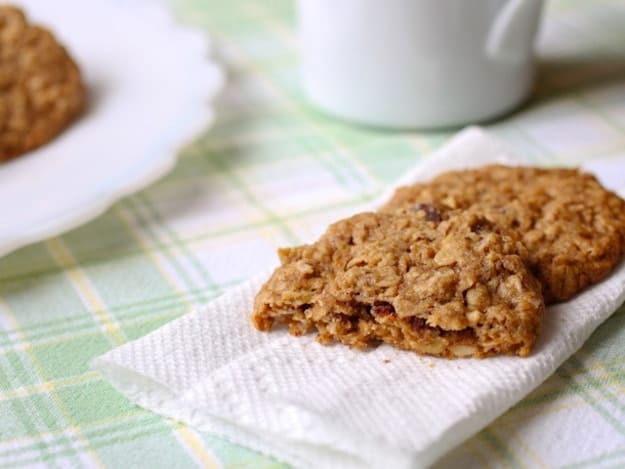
xmin=0 ymin=5 xmax=86 ymax=161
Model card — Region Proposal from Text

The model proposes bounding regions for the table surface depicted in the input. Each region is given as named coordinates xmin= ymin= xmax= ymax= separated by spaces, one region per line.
xmin=3 ymin=0 xmax=625 ymax=467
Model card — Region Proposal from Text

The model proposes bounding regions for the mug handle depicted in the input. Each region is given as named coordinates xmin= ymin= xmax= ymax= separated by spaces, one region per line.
xmin=486 ymin=0 xmax=544 ymax=63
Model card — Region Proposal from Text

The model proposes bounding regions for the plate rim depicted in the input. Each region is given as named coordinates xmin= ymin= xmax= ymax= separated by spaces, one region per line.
xmin=0 ymin=0 xmax=225 ymax=258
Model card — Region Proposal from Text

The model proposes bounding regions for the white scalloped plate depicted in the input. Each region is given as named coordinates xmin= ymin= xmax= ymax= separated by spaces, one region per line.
xmin=0 ymin=0 xmax=224 ymax=258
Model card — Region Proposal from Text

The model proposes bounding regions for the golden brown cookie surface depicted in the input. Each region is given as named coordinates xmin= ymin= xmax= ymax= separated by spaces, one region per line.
xmin=0 ymin=6 xmax=86 ymax=161
xmin=253 ymin=209 xmax=544 ymax=358
xmin=383 ymin=165 xmax=625 ymax=303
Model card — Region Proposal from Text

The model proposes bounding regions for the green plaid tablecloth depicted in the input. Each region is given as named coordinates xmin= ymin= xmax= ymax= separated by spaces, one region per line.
xmin=3 ymin=0 xmax=625 ymax=467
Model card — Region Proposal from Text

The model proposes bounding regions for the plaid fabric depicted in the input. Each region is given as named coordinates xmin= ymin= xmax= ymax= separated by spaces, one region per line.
xmin=2 ymin=0 xmax=625 ymax=467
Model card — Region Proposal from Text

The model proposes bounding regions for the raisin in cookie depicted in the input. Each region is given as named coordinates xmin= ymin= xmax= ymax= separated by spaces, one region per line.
xmin=383 ymin=165 xmax=625 ymax=303
xmin=253 ymin=208 xmax=544 ymax=358
xmin=0 ymin=6 xmax=86 ymax=161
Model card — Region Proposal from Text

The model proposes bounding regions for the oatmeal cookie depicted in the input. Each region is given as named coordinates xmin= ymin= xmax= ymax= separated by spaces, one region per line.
xmin=253 ymin=208 xmax=544 ymax=358
xmin=383 ymin=165 xmax=625 ymax=303
xmin=0 ymin=6 xmax=86 ymax=161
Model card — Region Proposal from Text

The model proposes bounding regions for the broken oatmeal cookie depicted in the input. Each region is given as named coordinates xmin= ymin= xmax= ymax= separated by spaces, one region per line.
xmin=253 ymin=209 xmax=544 ymax=358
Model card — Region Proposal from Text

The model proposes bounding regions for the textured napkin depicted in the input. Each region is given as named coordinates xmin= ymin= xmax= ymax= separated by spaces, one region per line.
xmin=92 ymin=127 xmax=625 ymax=469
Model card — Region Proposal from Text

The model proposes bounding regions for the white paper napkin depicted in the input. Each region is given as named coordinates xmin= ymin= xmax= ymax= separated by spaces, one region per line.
xmin=92 ymin=127 xmax=625 ymax=469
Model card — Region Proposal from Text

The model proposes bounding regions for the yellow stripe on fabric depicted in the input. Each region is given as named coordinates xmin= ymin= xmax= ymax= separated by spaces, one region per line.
xmin=0 ymin=296 xmax=106 ymax=468
xmin=504 ymin=426 xmax=550 ymax=469
xmin=113 ymin=206 xmax=225 ymax=468
xmin=0 ymin=411 xmax=148 ymax=451
xmin=175 ymin=424 xmax=222 ymax=469
xmin=465 ymin=438 xmax=494 ymax=469
xmin=499 ymin=401 xmax=591 ymax=426
xmin=479 ymin=427 xmax=522 ymax=469
xmin=0 ymin=371 xmax=99 ymax=400
xmin=0 ymin=311 xmax=180 ymax=356
xmin=113 ymin=206 xmax=195 ymax=304
xmin=45 ymin=238 xmax=124 ymax=345
xmin=574 ymin=349 xmax=625 ymax=404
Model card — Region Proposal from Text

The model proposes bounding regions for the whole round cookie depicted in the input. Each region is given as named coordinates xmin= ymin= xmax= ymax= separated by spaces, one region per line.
xmin=0 ymin=6 xmax=86 ymax=161
xmin=383 ymin=165 xmax=625 ymax=303
xmin=253 ymin=208 xmax=544 ymax=358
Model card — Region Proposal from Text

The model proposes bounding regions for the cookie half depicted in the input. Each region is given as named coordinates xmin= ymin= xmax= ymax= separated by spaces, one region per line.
xmin=0 ymin=6 xmax=86 ymax=161
xmin=383 ymin=165 xmax=625 ymax=303
xmin=253 ymin=209 xmax=544 ymax=358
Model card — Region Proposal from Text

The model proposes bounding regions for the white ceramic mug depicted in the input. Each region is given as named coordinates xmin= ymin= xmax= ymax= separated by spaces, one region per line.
xmin=298 ymin=0 xmax=544 ymax=129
